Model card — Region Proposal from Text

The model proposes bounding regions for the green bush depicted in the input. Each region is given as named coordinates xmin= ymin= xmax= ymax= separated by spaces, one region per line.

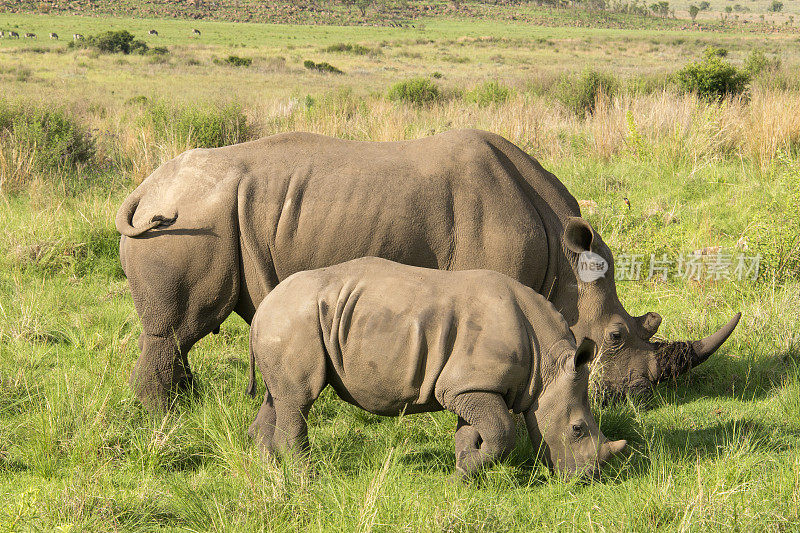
xmin=387 ymin=77 xmax=441 ymax=106
xmin=555 ymin=69 xmax=619 ymax=116
xmin=303 ymin=60 xmax=343 ymax=74
xmin=676 ymin=47 xmax=749 ymax=100
xmin=324 ymin=43 xmax=379 ymax=56
xmin=703 ymin=45 xmax=728 ymax=58
xmin=0 ymin=101 xmax=94 ymax=171
xmin=86 ymin=30 xmax=149 ymax=55
xmin=219 ymin=55 xmax=252 ymax=67
xmin=464 ymin=80 xmax=511 ymax=106
xmin=744 ymin=48 xmax=781 ymax=77
xmin=140 ymin=101 xmax=250 ymax=148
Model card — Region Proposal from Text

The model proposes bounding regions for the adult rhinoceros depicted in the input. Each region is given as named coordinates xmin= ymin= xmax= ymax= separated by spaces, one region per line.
xmin=116 ymin=129 xmax=739 ymax=411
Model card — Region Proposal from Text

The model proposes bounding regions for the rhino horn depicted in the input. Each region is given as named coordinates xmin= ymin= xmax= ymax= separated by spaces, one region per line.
xmin=653 ymin=312 xmax=741 ymax=382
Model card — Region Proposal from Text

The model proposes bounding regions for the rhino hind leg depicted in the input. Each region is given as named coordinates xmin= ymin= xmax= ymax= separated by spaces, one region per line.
xmin=249 ymin=390 xmax=278 ymax=453
xmin=251 ymin=394 xmax=315 ymax=456
xmin=131 ymin=333 xmax=194 ymax=412
xmin=449 ymin=392 xmax=516 ymax=477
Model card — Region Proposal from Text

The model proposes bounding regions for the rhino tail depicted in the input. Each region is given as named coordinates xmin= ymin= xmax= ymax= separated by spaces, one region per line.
xmin=115 ymin=187 xmax=177 ymax=238
xmin=246 ymin=327 xmax=257 ymax=398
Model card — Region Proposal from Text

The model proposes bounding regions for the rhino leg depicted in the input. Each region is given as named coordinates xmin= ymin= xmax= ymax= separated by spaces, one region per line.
xmin=449 ymin=392 xmax=516 ymax=477
xmin=250 ymin=394 xmax=316 ymax=456
xmin=249 ymin=389 xmax=278 ymax=454
xmin=124 ymin=227 xmax=240 ymax=411
xmin=131 ymin=333 xmax=193 ymax=412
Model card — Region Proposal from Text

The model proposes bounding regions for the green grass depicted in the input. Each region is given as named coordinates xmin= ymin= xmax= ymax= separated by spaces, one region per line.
xmin=2 ymin=162 xmax=799 ymax=530
xmin=2 ymin=10 xmax=800 ymax=532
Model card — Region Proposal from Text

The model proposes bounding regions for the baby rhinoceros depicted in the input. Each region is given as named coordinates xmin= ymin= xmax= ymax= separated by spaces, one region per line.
xmin=248 ymin=257 xmax=627 ymax=477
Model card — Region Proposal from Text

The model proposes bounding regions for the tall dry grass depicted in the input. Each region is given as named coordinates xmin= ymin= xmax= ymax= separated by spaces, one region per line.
xmin=0 ymin=134 xmax=37 ymax=193
xmin=246 ymin=88 xmax=800 ymax=169
xmin=2 ymin=87 xmax=799 ymax=189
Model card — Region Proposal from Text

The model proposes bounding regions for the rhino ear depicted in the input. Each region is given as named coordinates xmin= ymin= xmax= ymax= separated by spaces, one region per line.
xmin=574 ymin=338 xmax=597 ymax=369
xmin=564 ymin=217 xmax=594 ymax=254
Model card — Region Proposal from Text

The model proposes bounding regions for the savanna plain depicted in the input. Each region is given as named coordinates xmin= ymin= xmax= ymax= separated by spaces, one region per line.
xmin=1 ymin=6 xmax=800 ymax=531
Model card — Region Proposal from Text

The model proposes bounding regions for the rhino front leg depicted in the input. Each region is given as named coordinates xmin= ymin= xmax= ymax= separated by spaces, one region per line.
xmin=449 ymin=392 xmax=516 ymax=477
xmin=131 ymin=333 xmax=193 ymax=412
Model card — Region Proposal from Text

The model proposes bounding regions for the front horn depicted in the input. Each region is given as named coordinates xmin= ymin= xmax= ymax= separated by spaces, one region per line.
xmin=654 ymin=312 xmax=742 ymax=382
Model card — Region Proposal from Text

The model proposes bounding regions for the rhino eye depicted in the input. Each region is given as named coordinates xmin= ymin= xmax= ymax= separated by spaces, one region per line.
xmin=571 ymin=423 xmax=584 ymax=439
xmin=607 ymin=330 xmax=623 ymax=344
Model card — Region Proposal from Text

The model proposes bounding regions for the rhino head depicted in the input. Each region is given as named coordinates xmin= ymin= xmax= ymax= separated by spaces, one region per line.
xmin=558 ymin=217 xmax=741 ymax=400
xmin=525 ymin=338 xmax=627 ymax=477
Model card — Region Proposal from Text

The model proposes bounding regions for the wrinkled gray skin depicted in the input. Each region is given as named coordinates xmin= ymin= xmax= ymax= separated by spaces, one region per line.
xmin=116 ymin=129 xmax=740 ymax=411
xmin=248 ymin=257 xmax=627 ymax=477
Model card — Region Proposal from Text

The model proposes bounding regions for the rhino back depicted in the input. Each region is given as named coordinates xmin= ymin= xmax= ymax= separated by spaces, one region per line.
xmin=311 ymin=258 xmax=536 ymax=416
xmin=235 ymin=130 xmax=554 ymax=319
xmin=132 ymin=145 xmax=250 ymax=229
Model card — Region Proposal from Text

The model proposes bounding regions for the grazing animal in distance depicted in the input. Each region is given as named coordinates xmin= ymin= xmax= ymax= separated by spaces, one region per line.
xmin=49 ymin=32 xmax=58 ymax=40
xmin=248 ymin=257 xmax=627 ymax=477
xmin=116 ymin=129 xmax=740 ymax=412
xmin=24 ymin=32 xmax=36 ymax=38
xmin=192 ymin=28 xmax=201 ymax=36
xmin=9 ymin=31 xmax=19 ymax=38
xmin=73 ymin=33 xmax=84 ymax=41
xmin=0 ymin=31 xmax=4 ymax=38
xmin=148 ymin=29 xmax=158 ymax=36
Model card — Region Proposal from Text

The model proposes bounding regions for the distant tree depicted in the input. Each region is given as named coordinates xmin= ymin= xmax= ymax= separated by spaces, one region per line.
xmin=699 ymin=0 xmax=710 ymax=10
xmin=724 ymin=5 xmax=732 ymax=12
xmin=657 ymin=0 xmax=669 ymax=16
xmin=768 ymin=0 xmax=783 ymax=12
xmin=704 ymin=45 xmax=727 ymax=58
xmin=356 ymin=0 xmax=373 ymax=15
xmin=689 ymin=4 xmax=699 ymax=19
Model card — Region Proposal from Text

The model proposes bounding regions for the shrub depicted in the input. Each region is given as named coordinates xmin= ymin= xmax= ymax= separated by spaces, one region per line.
xmin=303 ymin=60 xmax=343 ymax=74
xmin=464 ymin=80 xmax=511 ymax=106
xmin=703 ymin=45 xmax=728 ymax=58
xmin=140 ymin=101 xmax=250 ymax=149
xmin=676 ymin=47 xmax=749 ymax=100
xmin=87 ymin=30 xmax=149 ymax=55
xmin=744 ymin=48 xmax=781 ymax=77
xmin=324 ymin=43 xmax=379 ymax=56
xmin=126 ymin=95 xmax=149 ymax=106
xmin=555 ymin=69 xmax=619 ymax=116
xmin=221 ymin=55 xmax=252 ymax=67
xmin=149 ymin=46 xmax=169 ymax=56
xmin=0 ymin=101 xmax=94 ymax=173
xmin=387 ymin=77 xmax=441 ymax=106
xmin=769 ymin=0 xmax=783 ymax=12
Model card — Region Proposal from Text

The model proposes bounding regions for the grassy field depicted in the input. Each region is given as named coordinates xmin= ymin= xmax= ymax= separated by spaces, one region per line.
xmin=2 ymin=10 xmax=800 ymax=532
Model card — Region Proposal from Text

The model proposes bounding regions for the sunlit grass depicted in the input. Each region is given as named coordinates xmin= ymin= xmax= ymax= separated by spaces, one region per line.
xmin=1 ymin=12 xmax=800 ymax=531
